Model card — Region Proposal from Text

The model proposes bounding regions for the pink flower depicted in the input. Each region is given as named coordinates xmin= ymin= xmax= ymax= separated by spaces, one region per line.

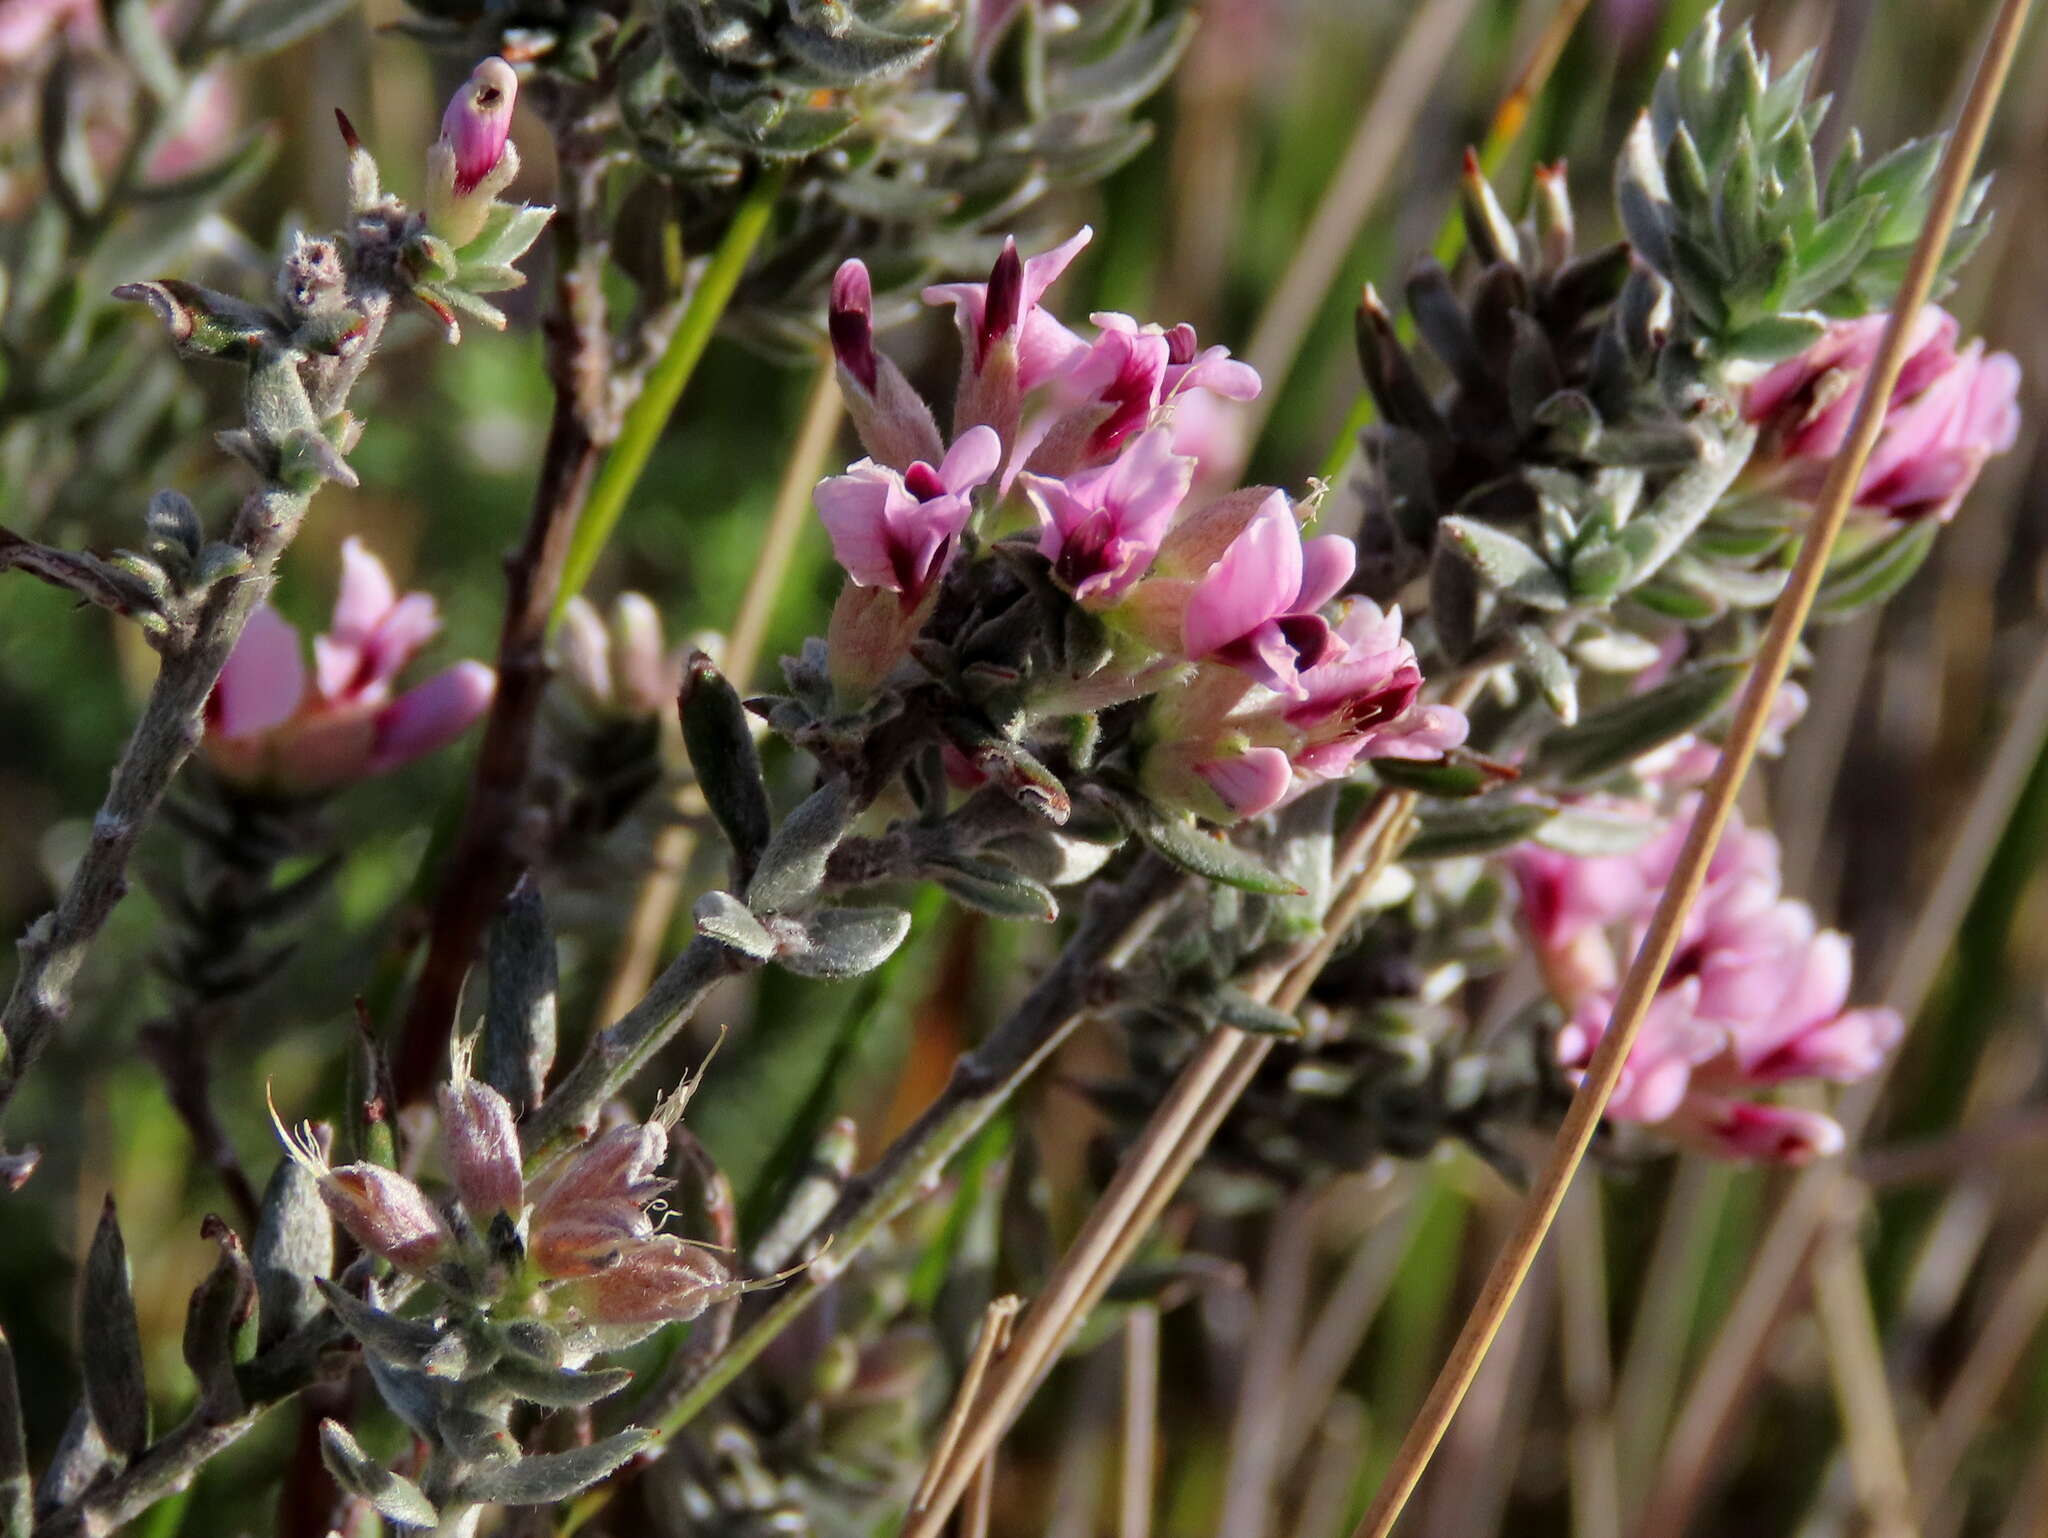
xmin=925 ymin=230 xmax=1092 ymax=450
xmin=205 ymin=539 xmax=495 ymax=794
xmin=1021 ymin=428 xmax=1195 ymax=605
xmin=1526 ymin=804 xmax=1903 ymax=1163
xmin=924 ymin=228 xmax=1091 ymax=386
xmin=829 ymin=260 xmax=946 ymax=472
xmin=1181 ymin=492 xmax=1356 ymax=695
xmin=439 ymin=56 xmax=518 ymax=197
xmin=1744 ymin=306 xmax=2021 ymax=523
xmin=1020 ymin=314 xmax=1261 ymax=477
xmin=1277 ymin=599 xmax=1468 ymax=775
xmin=814 ymin=426 xmax=1001 ymax=605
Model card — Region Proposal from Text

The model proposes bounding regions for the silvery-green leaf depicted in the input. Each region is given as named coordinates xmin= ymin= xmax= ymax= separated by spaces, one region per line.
xmin=1536 ymin=805 xmax=1663 ymax=856
xmin=1369 ymin=758 xmax=1495 ymax=799
xmin=35 ymin=1407 xmax=110 ymax=1520
xmin=1569 ymin=543 xmax=1633 ymax=602
xmin=253 ymin=1152 xmax=332 ymax=1351
xmin=1509 ymin=625 xmax=1579 ymax=724
xmin=482 ymin=875 xmax=558 ymax=1111
xmin=928 ymin=855 xmax=1059 ymax=922
xmin=459 ymin=203 xmax=555 ymax=268
xmin=1720 ymin=313 xmax=1826 ymax=362
xmin=318 ymin=1419 xmax=438 ymax=1529
xmin=693 ymin=890 xmax=778 ymax=961
xmin=1533 ymin=662 xmax=1744 ymax=783
xmin=1572 ymin=629 xmax=1667 ymax=673
xmin=1101 ymin=793 xmax=1304 ymax=896
xmin=684 ymin=654 xmax=774 ymax=883
xmin=779 ymin=907 xmax=912 ymax=979
xmin=1405 ymin=800 xmax=1557 ymax=860
xmin=1439 ymin=517 xmax=1570 ymax=611
xmin=490 ymin=1357 xmax=635 ymax=1409
xmin=81 ymin=1198 xmax=149 ymax=1459
xmin=1610 ymin=423 xmax=1756 ymax=585
xmin=1815 ymin=519 xmax=1939 ymax=620
xmin=181 ymin=1220 xmax=256 ymax=1418
xmin=314 ymin=1279 xmax=442 ymax=1370
xmin=1208 ymin=988 xmax=1305 ymax=1038
xmin=747 ymin=777 xmax=855 ymax=915
xmin=1046 ymin=15 xmax=1193 ymax=115
xmin=455 ymin=1429 xmax=651 ymax=1505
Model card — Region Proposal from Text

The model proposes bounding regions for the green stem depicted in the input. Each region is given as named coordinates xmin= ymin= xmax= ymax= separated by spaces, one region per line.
xmin=550 ymin=166 xmax=790 ymax=622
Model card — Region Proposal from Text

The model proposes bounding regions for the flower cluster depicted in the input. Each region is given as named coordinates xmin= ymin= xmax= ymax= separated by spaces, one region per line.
xmin=1743 ymin=306 xmax=2021 ymax=524
xmin=274 ymin=1046 xmax=753 ymax=1340
xmin=817 ymin=229 xmax=1466 ymax=825
xmin=1511 ymin=802 xmax=1902 ymax=1161
xmin=204 ymin=540 xmax=494 ymax=795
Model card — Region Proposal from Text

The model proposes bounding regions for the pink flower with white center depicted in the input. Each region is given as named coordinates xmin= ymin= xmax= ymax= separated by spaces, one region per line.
xmin=1021 ymin=428 xmax=1195 ymax=606
xmin=1277 ymin=599 xmax=1468 ymax=775
xmin=829 ymin=259 xmax=946 ymax=472
xmin=1525 ymin=803 xmax=1903 ymax=1163
xmin=1743 ymin=306 xmax=2021 ymax=523
xmin=814 ymin=426 xmax=1001 ymax=606
xmin=204 ymin=539 xmax=494 ymax=794
xmin=925 ymin=230 xmax=1092 ymax=451
xmin=1181 ymin=492 xmax=1356 ymax=696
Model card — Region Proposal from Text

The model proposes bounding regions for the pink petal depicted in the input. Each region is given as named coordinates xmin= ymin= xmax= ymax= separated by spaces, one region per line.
xmin=815 ymin=466 xmax=910 ymax=591
xmin=938 ymin=424 xmax=1002 ymax=495
xmin=369 ymin=662 xmax=495 ymax=773
xmin=1295 ymin=534 xmax=1356 ymax=611
xmin=1196 ymin=746 xmax=1295 ymax=819
xmin=1183 ymin=493 xmax=1299 ymax=660
xmin=357 ymin=592 xmax=441 ymax=699
xmin=212 ymin=606 xmax=307 ymax=739
xmin=329 ymin=537 xmax=397 ymax=645
xmin=1019 ymin=226 xmax=1092 ymax=311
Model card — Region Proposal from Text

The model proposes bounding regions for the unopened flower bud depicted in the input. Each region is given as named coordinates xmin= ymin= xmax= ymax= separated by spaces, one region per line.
xmin=441 ymin=57 xmax=517 ymax=196
xmin=426 ymin=57 xmax=521 ymax=247
xmin=566 ymin=1237 xmax=734 ymax=1326
xmin=830 ymin=260 xmax=945 ymax=471
xmin=437 ymin=1044 xmax=524 ymax=1223
xmin=273 ymin=1101 xmax=450 ymax=1272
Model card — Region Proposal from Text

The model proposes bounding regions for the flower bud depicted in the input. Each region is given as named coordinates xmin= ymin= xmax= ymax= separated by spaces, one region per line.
xmin=441 ymin=57 xmax=517 ymax=196
xmin=426 ymin=57 xmax=521 ymax=247
xmin=565 ymin=1237 xmax=734 ymax=1326
xmin=273 ymin=1105 xmax=450 ymax=1271
xmin=830 ymin=260 xmax=945 ymax=471
xmin=437 ymin=1054 xmax=524 ymax=1224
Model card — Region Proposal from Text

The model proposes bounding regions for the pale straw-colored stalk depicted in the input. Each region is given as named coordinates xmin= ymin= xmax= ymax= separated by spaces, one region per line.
xmin=1346 ymin=4 xmax=2037 ymax=1529
xmin=1120 ymin=1305 xmax=1160 ymax=1538
xmin=1557 ymin=1182 xmax=1623 ymax=1538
